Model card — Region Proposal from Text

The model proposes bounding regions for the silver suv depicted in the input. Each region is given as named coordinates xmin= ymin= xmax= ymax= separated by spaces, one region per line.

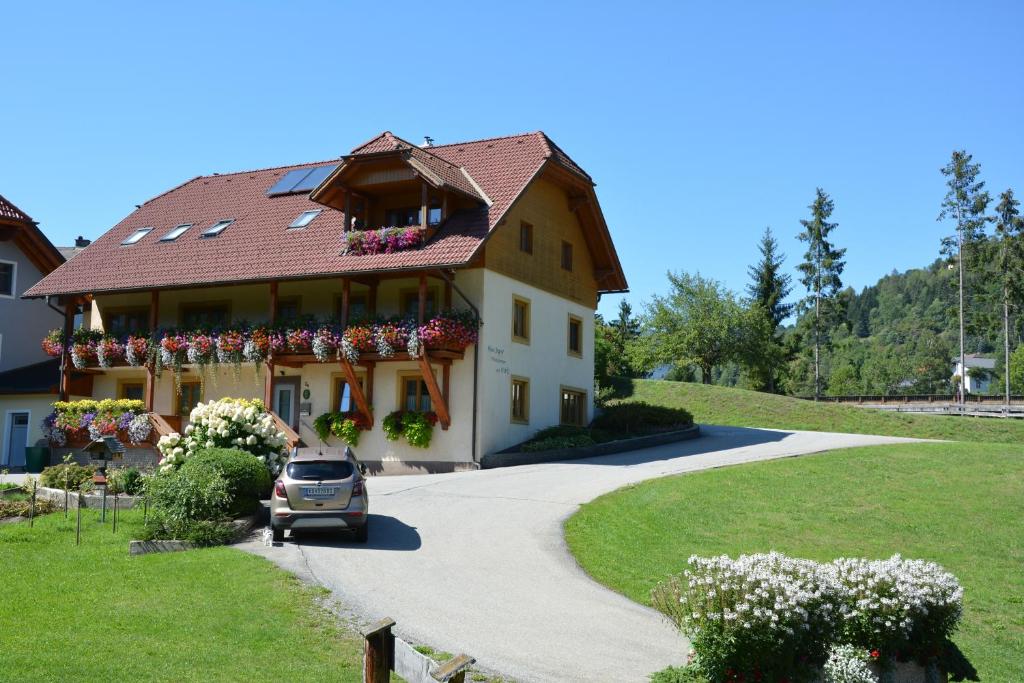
xmin=270 ymin=447 xmax=368 ymax=543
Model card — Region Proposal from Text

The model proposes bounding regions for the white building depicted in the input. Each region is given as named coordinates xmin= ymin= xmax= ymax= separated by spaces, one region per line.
xmin=951 ymin=354 xmax=996 ymax=395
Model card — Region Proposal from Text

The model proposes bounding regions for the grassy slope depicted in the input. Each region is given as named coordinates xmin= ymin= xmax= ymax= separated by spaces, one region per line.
xmin=565 ymin=443 xmax=1024 ymax=680
xmin=0 ymin=509 xmax=363 ymax=681
xmin=611 ymin=378 xmax=1024 ymax=443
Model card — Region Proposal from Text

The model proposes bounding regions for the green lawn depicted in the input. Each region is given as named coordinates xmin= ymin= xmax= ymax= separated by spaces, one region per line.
xmin=611 ymin=378 xmax=1024 ymax=443
xmin=565 ymin=442 xmax=1024 ymax=681
xmin=0 ymin=509 xmax=364 ymax=681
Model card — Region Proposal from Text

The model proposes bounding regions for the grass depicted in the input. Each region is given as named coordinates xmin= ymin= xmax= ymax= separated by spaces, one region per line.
xmin=0 ymin=508 xmax=365 ymax=681
xmin=565 ymin=441 xmax=1024 ymax=681
xmin=609 ymin=378 xmax=1024 ymax=443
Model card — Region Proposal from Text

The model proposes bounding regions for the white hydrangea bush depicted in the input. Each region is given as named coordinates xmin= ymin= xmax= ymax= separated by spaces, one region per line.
xmin=652 ymin=552 xmax=963 ymax=682
xmin=156 ymin=398 xmax=288 ymax=475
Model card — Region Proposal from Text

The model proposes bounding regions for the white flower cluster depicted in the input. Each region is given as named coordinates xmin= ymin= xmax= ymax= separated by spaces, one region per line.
xmin=242 ymin=339 xmax=266 ymax=364
xmin=126 ymin=342 xmax=146 ymax=366
xmin=71 ymin=346 xmax=89 ymax=370
xmin=156 ymin=398 xmax=288 ymax=475
xmin=340 ymin=337 xmax=359 ymax=364
xmin=406 ymin=329 xmax=421 ymax=358
xmin=823 ymin=644 xmax=877 ymax=683
xmin=312 ymin=333 xmax=333 ymax=363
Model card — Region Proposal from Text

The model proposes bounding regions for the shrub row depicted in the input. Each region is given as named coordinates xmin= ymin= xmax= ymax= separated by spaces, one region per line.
xmin=592 ymin=401 xmax=694 ymax=434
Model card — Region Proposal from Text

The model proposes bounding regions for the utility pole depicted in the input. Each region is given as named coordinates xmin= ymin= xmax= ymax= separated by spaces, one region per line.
xmin=957 ymin=201 xmax=966 ymax=407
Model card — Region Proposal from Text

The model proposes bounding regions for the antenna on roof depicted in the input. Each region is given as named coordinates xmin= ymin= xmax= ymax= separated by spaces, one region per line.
xmin=423 ymin=135 xmax=434 ymax=148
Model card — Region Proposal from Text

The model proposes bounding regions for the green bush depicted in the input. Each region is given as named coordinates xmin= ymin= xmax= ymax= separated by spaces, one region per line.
xmin=650 ymin=666 xmax=708 ymax=683
xmin=40 ymin=463 xmax=95 ymax=491
xmin=144 ymin=466 xmax=231 ymax=544
xmin=521 ymin=434 xmax=596 ymax=452
xmin=180 ymin=448 xmax=271 ymax=516
xmin=593 ymin=401 xmax=693 ymax=434
xmin=106 ymin=467 xmax=145 ymax=495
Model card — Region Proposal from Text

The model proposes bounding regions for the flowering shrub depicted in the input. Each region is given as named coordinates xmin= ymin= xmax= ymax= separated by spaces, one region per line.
xmin=312 ymin=411 xmax=370 ymax=446
xmin=823 ymin=644 xmax=878 ymax=683
xmin=341 ymin=226 xmax=427 ymax=256
xmin=382 ymin=410 xmax=437 ymax=448
xmin=156 ymin=398 xmax=288 ymax=476
xmin=651 ymin=552 xmax=963 ymax=682
xmin=46 ymin=399 xmax=149 ymax=445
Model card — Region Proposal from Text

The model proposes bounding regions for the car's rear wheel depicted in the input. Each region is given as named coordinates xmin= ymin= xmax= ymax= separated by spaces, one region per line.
xmin=272 ymin=526 xmax=284 ymax=543
xmin=354 ymin=520 xmax=368 ymax=543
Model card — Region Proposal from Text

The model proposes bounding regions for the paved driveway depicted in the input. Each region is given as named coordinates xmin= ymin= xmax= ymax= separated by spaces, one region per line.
xmin=241 ymin=425 xmax=923 ymax=682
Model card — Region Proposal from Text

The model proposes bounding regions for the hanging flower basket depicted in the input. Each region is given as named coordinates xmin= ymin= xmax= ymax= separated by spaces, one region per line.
xmin=42 ymin=329 xmax=64 ymax=358
xmin=286 ymin=327 xmax=313 ymax=353
xmin=125 ymin=336 xmax=150 ymax=366
xmin=96 ymin=337 xmax=125 ymax=368
xmin=312 ymin=326 xmax=338 ymax=362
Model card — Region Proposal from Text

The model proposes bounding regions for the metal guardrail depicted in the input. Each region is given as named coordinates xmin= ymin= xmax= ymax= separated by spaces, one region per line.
xmin=807 ymin=394 xmax=1024 ymax=405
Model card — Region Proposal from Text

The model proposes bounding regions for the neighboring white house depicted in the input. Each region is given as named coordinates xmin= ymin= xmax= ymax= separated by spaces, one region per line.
xmin=23 ymin=131 xmax=628 ymax=473
xmin=951 ymin=354 xmax=996 ymax=395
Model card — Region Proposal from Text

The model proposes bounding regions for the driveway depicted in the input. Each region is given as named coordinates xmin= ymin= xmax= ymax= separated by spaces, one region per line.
xmin=240 ymin=425 xmax=923 ymax=682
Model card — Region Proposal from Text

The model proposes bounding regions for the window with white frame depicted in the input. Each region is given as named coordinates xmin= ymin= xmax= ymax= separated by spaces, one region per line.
xmin=0 ymin=260 xmax=15 ymax=298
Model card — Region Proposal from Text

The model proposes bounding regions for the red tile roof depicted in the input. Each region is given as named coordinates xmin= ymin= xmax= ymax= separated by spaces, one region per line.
xmin=26 ymin=131 xmax=619 ymax=298
xmin=0 ymin=194 xmax=33 ymax=223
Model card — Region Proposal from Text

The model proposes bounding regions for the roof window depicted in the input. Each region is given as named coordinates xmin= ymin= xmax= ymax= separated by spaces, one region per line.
xmin=266 ymin=164 xmax=338 ymax=197
xmin=121 ymin=227 xmax=153 ymax=245
xmin=288 ymin=210 xmax=322 ymax=229
xmin=160 ymin=223 xmax=192 ymax=242
xmin=201 ymin=219 xmax=234 ymax=238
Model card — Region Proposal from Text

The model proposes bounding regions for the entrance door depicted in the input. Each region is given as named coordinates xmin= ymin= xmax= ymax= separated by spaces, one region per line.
xmin=4 ymin=412 xmax=29 ymax=468
xmin=272 ymin=378 xmax=300 ymax=430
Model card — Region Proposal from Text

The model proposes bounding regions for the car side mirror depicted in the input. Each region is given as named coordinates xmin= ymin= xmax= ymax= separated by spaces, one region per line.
xmin=359 ymin=463 xmax=367 ymax=476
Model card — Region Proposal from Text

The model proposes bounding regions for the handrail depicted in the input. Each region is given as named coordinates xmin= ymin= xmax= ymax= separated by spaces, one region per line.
xmin=810 ymin=394 xmax=1024 ymax=404
xmin=269 ymin=410 xmax=302 ymax=451
xmin=148 ymin=413 xmax=177 ymax=441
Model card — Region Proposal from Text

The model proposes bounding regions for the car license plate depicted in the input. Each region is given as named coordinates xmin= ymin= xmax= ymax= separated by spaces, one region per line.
xmin=302 ymin=486 xmax=338 ymax=499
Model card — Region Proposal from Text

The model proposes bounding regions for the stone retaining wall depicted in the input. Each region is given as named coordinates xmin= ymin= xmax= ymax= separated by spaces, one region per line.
xmin=49 ymin=446 xmax=160 ymax=469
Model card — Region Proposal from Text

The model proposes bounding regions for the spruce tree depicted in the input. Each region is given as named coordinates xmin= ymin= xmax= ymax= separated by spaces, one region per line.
xmin=994 ymin=189 xmax=1024 ymax=407
xmin=938 ymin=150 xmax=990 ymax=403
xmin=747 ymin=227 xmax=794 ymax=328
xmin=796 ymin=188 xmax=846 ymax=399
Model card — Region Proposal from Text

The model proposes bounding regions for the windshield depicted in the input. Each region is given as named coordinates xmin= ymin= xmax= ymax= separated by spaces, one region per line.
xmin=286 ymin=461 xmax=355 ymax=481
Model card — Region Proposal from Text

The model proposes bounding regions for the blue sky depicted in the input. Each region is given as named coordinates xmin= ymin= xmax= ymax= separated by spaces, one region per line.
xmin=2 ymin=1 xmax=1022 ymax=319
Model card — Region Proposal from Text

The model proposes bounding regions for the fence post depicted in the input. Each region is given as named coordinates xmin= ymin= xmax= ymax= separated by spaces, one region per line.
xmin=361 ymin=617 xmax=395 ymax=683
xmin=29 ymin=482 xmax=36 ymax=527
xmin=76 ymin=487 xmax=82 ymax=546
xmin=432 ymin=654 xmax=476 ymax=683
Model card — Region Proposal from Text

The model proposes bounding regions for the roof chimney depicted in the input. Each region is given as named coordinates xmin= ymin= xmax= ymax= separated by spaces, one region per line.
xmin=423 ymin=136 xmax=434 ymax=148
xmin=75 ymin=236 xmax=91 ymax=248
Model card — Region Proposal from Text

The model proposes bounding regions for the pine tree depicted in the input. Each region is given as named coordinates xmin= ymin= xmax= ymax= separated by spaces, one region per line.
xmin=938 ymin=150 xmax=990 ymax=404
xmin=609 ymin=300 xmax=641 ymax=377
xmin=994 ymin=189 xmax=1024 ymax=407
xmin=745 ymin=227 xmax=793 ymax=391
xmin=796 ymin=188 xmax=846 ymax=399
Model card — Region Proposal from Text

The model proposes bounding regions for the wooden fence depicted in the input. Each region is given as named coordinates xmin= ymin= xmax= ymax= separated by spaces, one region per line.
xmin=362 ymin=617 xmax=475 ymax=683
xmin=810 ymin=394 xmax=1024 ymax=405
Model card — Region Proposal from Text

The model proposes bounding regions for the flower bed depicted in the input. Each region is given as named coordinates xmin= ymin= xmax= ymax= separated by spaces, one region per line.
xmin=341 ymin=225 xmax=427 ymax=256
xmin=44 ymin=399 xmax=151 ymax=447
xmin=651 ymin=552 xmax=963 ymax=683
xmin=42 ymin=311 xmax=480 ymax=369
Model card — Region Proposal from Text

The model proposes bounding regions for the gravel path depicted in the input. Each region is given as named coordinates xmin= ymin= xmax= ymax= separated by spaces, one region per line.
xmin=240 ymin=425 xmax=923 ymax=682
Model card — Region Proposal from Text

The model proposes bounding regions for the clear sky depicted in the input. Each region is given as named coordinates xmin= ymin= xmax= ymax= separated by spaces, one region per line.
xmin=2 ymin=1 xmax=1022 ymax=319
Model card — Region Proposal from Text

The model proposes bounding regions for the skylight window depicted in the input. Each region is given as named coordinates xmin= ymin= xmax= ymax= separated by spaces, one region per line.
xmin=121 ymin=227 xmax=153 ymax=245
xmin=201 ymin=219 xmax=235 ymax=238
xmin=288 ymin=210 xmax=321 ymax=229
xmin=160 ymin=223 xmax=192 ymax=242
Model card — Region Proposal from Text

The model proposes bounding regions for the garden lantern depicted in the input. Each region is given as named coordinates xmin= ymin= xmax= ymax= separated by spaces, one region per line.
xmin=82 ymin=435 xmax=125 ymax=477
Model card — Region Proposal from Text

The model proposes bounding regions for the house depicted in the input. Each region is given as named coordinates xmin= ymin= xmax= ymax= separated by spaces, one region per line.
xmin=951 ymin=354 xmax=995 ymax=395
xmin=0 ymin=194 xmax=87 ymax=468
xmin=24 ymin=132 xmax=627 ymax=473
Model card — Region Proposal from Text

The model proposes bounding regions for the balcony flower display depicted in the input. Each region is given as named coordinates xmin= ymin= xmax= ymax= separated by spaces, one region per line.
xmin=46 ymin=399 xmax=150 ymax=446
xmin=159 ymin=333 xmax=187 ymax=366
xmin=312 ymin=326 xmax=338 ymax=362
xmin=96 ymin=336 xmax=124 ymax=368
xmin=417 ymin=310 xmax=480 ymax=351
xmin=156 ymin=397 xmax=288 ymax=475
xmin=216 ymin=329 xmax=245 ymax=365
xmin=41 ymin=329 xmax=64 ymax=358
xmin=69 ymin=328 xmax=100 ymax=369
xmin=125 ymin=335 xmax=150 ymax=366
xmin=286 ymin=326 xmax=312 ymax=353
xmin=186 ymin=332 xmax=215 ymax=367
xmin=373 ymin=322 xmax=407 ymax=358
xmin=343 ymin=324 xmax=374 ymax=352
xmin=268 ymin=328 xmax=287 ymax=355
xmin=341 ymin=225 xmax=427 ymax=256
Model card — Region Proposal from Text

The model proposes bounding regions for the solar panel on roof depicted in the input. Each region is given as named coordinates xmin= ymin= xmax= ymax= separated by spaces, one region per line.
xmin=265 ymin=164 xmax=338 ymax=196
xmin=291 ymin=164 xmax=337 ymax=193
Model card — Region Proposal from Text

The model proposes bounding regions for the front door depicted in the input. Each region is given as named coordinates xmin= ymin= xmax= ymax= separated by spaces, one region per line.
xmin=4 ymin=412 xmax=29 ymax=468
xmin=272 ymin=378 xmax=300 ymax=430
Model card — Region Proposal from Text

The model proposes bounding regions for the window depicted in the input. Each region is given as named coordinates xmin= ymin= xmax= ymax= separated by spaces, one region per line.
xmin=289 ymin=210 xmax=322 ymax=229
xmin=336 ymin=294 xmax=369 ymax=322
xmin=398 ymin=373 xmax=432 ymax=412
xmin=561 ymin=241 xmax=574 ymax=271
xmin=511 ymin=377 xmax=530 ymax=424
xmin=118 ymin=381 xmax=145 ymax=401
xmin=567 ymin=315 xmax=583 ymax=357
xmin=400 ymin=288 xmax=437 ymax=318
xmin=385 ymin=207 xmax=420 ymax=227
xmin=201 ymin=219 xmax=234 ymax=238
xmin=332 ymin=373 xmax=366 ymax=413
xmin=178 ymin=382 xmax=203 ymax=417
xmin=428 ymin=206 xmax=442 ymax=225
xmin=160 ymin=223 xmax=192 ymax=241
xmin=180 ymin=303 xmax=230 ymax=328
xmin=0 ymin=260 xmax=15 ymax=298
xmin=105 ymin=308 xmax=149 ymax=337
xmin=121 ymin=227 xmax=153 ymax=245
xmin=512 ymin=297 xmax=530 ymax=343
xmin=519 ymin=222 xmax=533 ymax=254
xmin=560 ymin=388 xmax=587 ymax=427
xmin=276 ymin=297 xmax=301 ymax=322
